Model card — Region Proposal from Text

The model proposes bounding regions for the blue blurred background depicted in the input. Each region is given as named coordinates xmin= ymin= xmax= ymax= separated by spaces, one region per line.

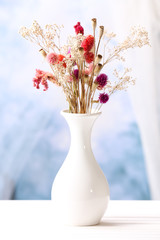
xmin=0 ymin=0 xmax=152 ymax=200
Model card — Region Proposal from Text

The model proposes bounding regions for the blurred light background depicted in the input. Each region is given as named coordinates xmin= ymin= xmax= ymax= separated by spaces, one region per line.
xmin=0 ymin=0 xmax=159 ymax=200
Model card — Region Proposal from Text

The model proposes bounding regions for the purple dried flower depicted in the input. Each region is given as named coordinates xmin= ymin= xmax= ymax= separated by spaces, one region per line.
xmin=73 ymin=69 xmax=79 ymax=80
xmin=95 ymin=73 xmax=108 ymax=88
xmin=99 ymin=93 xmax=109 ymax=104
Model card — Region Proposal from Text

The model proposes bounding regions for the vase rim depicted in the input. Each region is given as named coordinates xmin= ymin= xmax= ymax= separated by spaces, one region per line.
xmin=61 ymin=109 xmax=102 ymax=117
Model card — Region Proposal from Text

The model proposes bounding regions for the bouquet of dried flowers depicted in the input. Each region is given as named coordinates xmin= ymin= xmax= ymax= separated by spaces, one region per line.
xmin=19 ymin=19 xmax=150 ymax=113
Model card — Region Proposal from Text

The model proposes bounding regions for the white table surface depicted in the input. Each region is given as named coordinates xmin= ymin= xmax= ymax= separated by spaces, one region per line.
xmin=0 ymin=200 xmax=160 ymax=240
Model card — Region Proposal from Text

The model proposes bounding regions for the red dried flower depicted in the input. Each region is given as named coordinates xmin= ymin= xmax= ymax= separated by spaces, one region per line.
xmin=74 ymin=22 xmax=84 ymax=35
xmin=58 ymin=54 xmax=66 ymax=68
xmin=84 ymin=52 xmax=94 ymax=63
xmin=81 ymin=35 xmax=94 ymax=52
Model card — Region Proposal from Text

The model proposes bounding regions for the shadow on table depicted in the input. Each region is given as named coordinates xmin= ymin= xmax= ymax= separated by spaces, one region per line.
xmin=97 ymin=217 xmax=157 ymax=228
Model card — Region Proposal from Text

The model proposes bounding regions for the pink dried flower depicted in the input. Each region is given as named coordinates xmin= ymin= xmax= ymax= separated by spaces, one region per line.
xmin=46 ymin=52 xmax=58 ymax=64
xmin=35 ymin=69 xmax=44 ymax=78
xmin=95 ymin=74 xmax=108 ymax=89
xmin=41 ymin=78 xmax=48 ymax=91
xmin=66 ymin=75 xmax=73 ymax=82
xmin=74 ymin=22 xmax=84 ymax=35
xmin=33 ymin=69 xmax=58 ymax=91
xmin=99 ymin=93 xmax=109 ymax=104
xmin=85 ymin=63 xmax=93 ymax=75
xmin=33 ymin=69 xmax=44 ymax=89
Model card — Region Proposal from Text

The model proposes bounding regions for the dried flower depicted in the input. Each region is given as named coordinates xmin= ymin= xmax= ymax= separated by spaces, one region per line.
xmin=94 ymin=63 xmax=103 ymax=75
xmin=47 ymin=52 xmax=58 ymax=64
xmin=78 ymin=47 xmax=84 ymax=58
xmin=99 ymin=93 xmax=109 ymax=103
xmin=84 ymin=74 xmax=89 ymax=83
xmin=91 ymin=18 xmax=97 ymax=31
xmin=99 ymin=26 xmax=104 ymax=39
xmin=58 ymin=54 xmax=66 ymax=68
xmin=66 ymin=75 xmax=73 ymax=82
xmin=85 ymin=63 xmax=93 ymax=75
xmin=32 ymin=69 xmax=59 ymax=91
xmin=95 ymin=74 xmax=108 ymax=89
xmin=33 ymin=69 xmax=48 ymax=91
xmin=95 ymin=54 xmax=102 ymax=64
xmin=74 ymin=22 xmax=84 ymax=35
xmin=39 ymin=49 xmax=47 ymax=58
xmin=84 ymin=51 xmax=94 ymax=63
xmin=81 ymin=35 xmax=94 ymax=52
xmin=73 ymin=69 xmax=79 ymax=80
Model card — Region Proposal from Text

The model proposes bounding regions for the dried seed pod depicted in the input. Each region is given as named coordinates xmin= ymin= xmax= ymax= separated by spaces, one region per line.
xmin=92 ymin=82 xmax=98 ymax=91
xmin=84 ymin=74 xmax=89 ymax=83
xmin=91 ymin=18 xmax=97 ymax=31
xmin=95 ymin=54 xmax=102 ymax=64
xmin=78 ymin=47 xmax=84 ymax=58
xmin=99 ymin=26 xmax=104 ymax=39
xmin=39 ymin=49 xmax=47 ymax=58
xmin=94 ymin=63 xmax=103 ymax=75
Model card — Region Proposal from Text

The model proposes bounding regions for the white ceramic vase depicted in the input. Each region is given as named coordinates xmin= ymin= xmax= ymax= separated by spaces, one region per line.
xmin=51 ymin=110 xmax=110 ymax=226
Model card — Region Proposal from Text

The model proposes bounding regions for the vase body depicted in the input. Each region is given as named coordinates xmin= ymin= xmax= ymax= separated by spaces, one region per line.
xmin=51 ymin=110 xmax=110 ymax=226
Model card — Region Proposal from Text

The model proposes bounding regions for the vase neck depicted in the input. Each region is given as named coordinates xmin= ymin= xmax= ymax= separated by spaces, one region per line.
xmin=61 ymin=111 xmax=101 ymax=153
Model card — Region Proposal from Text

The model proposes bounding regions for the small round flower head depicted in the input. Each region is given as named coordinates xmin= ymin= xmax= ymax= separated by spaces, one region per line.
xmin=81 ymin=35 xmax=94 ymax=52
xmin=84 ymin=51 xmax=94 ymax=63
xmin=99 ymin=93 xmax=109 ymax=104
xmin=74 ymin=22 xmax=84 ymax=35
xmin=95 ymin=73 xmax=108 ymax=89
xmin=46 ymin=52 xmax=58 ymax=64
xmin=73 ymin=69 xmax=79 ymax=80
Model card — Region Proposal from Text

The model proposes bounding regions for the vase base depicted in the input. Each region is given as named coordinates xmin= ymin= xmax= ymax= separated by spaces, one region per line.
xmin=55 ymin=217 xmax=102 ymax=227
xmin=52 ymin=200 xmax=109 ymax=227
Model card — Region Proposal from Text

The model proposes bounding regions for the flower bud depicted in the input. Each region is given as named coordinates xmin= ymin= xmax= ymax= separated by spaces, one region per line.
xmin=94 ymin=63 xmax=103 ymax=75
xmin=39 ymin=49 xmax=47 ymax=58
xmin=99 ymin=26 xmax=104 ymax=39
